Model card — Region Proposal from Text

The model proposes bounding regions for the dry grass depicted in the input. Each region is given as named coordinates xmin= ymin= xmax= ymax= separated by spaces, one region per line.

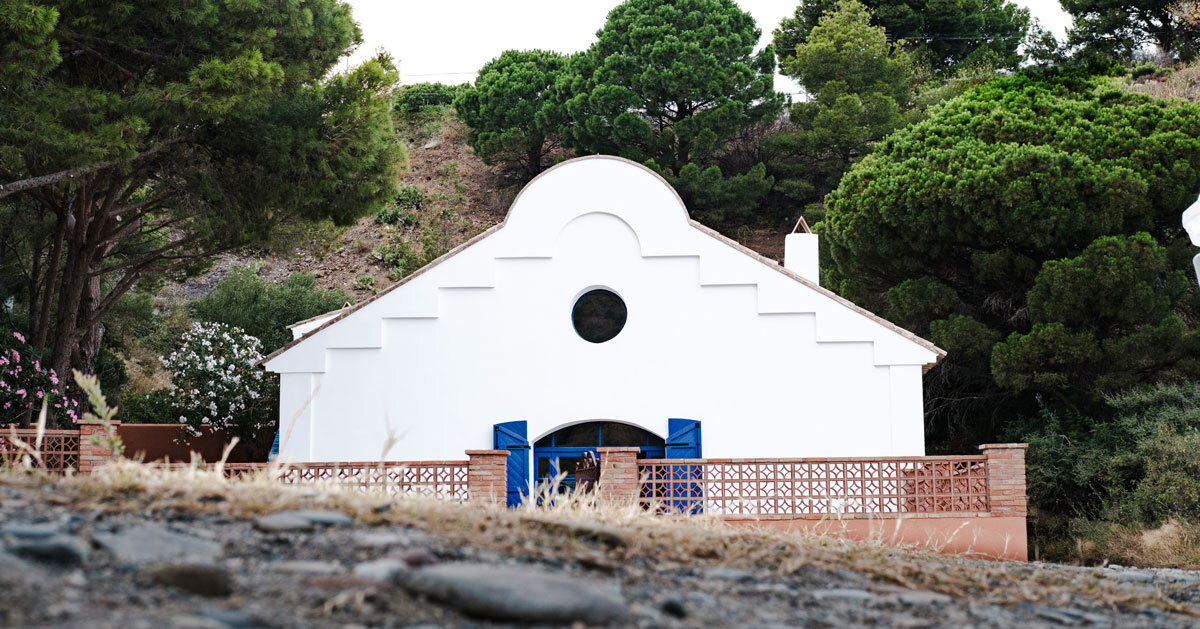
xmin=0 ymin=460 xmax=1195 ymax=617
xmin=1073 ymin=519 xmax=1200 ymax=569
xmin=1126 ymin=64 xmax=1200 ymax=102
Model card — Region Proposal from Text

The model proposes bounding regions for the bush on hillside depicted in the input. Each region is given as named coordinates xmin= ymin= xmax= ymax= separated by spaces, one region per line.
xmin=395 ymin=82 xmax=464 ymax=113
xmin=191 ymin=266 xmax=348 ymax=353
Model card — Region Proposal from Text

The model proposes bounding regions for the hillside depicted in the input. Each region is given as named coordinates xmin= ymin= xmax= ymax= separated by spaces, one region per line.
xmin=170 ymin=109 xmax=788 ymax=304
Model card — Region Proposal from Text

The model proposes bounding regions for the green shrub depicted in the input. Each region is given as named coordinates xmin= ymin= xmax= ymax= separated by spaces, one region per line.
xmin=119 ymin=389 xmax=176 ymax=425
xmin=191 ymin=266 xmax=348 ymax=353
xmin=373 ymin=238 xmax=423 ymax=281
xmin=394 ymin=82 xmax=463 ymax=113
xmin=353 ymin=275 xmax=376 ymax=293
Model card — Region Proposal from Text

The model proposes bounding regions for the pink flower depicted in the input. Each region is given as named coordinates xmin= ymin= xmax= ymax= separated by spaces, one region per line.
xmin=12 ymin=331 xmax=24 ymax=343
xmin=15 ymin=389 xmax=25 ymax=398
xmin=11 ymin=350 xmax=18 ymax=362
xmin=35 ymin=390 xmax=43 ymax=399
xmin=2 ymin=403 xmax=8 ymax=409
xmin=49 ymin=372 xmax=59 ymax=385
xmin=33 ymin=360 xmax=40 ymax=371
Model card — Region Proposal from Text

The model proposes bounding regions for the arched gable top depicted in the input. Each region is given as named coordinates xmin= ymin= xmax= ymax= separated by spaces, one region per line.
xmin=260 ymin=156 xmax=945 ymax=372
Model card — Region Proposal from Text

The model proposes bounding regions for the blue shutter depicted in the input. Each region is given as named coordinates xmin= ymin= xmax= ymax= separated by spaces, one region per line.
xmin=666 ymin=418 xmax=701 ymax=458
xmin=493 ymin=421 xmax=530 ymax=508
xmin=664 ymin=418 xmax=703 ymax=514
xmin=269 ymin=431 xmax=280 ymax=460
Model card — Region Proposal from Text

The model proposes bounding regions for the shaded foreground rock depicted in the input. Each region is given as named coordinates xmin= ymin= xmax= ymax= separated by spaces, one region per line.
xmin=145 ymin=563 xmax=234 ymax=597
xmin=402 ymin=563 xmax=632 ymax=624
xmin=94 ymin=524 xmax=221 ymax=564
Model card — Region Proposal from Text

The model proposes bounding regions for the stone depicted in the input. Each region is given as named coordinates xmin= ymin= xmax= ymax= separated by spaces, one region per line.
xmin=703 ymin=567 xmax=755 ymax=582
xmin=0 ymin=550 xmax=41 ymax=586
xmin=94 ymin=524 xmax=221 ymax=564
xmin=894 ymin=590 xmax=953 ymax=605
xmin=530 ymin=518 xmax=630 ymax=548
xmin=303 ymin=575 xmax=389 ymax=590
xmin=400 ymin=548 xmax=438 ymax=568
xmin=197 ymin=609 xmax=269 ymax=629
xmin=145 ymin=563 xmax=233 ymax=597
xmin=253 ymin=513 xmax=312 ymax=533
xmin=1114 ymin=571 xmax=1155 ymax=584
xmin=353 ymin=558 xmax=408 ymax=582
xmin=9 ymin=534 xmax=89 ymax=567
xmin=810 ymin=588 xmax=878 ymax=602
xmin=254 ymin=510 xmax=353 ymax=532
xmin=279 ymin=510 xmax=354 ymax=526
xmin=421 ymin=139 xmax=440 ymax=150
xmin=402 ymin=563 xmax=631 ymax=624
xmin=0 ymin=523 xmax=59 ymax=539
xmin=659 ymin=596 xmax=687 ymax=618
xmin=270 ymin=560 xmax=343 ymax=575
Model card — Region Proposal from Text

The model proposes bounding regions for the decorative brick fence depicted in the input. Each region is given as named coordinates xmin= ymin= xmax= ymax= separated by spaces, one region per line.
xmin=1 ymin=425 xmax=510 ymax=506
xmin=579 ymin=444 xmax=1029 ymax=561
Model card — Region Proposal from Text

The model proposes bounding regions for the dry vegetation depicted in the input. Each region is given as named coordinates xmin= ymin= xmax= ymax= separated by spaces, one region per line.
xmin=0 ymin=459 xmax=1193 ymax=618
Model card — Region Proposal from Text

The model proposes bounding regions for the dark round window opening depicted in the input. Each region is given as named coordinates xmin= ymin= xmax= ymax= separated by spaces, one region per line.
xmin=572 ymin=289 xmax=627 ymax=343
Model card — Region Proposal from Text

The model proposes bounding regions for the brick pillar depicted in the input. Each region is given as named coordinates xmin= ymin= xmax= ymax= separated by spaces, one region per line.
xmin=979 ymin=443 xmax=1028 ymax=517
xmin=78 ymin=420 xmax=121 ymax=475
xmin=466 ymin=450 xmax=509 ymax=506
xmin=596 ymin=447 xmax=640 ymax=508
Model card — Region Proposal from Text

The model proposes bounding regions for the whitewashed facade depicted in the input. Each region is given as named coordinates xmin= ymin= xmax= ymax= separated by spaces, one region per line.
xmin=263 ymin=156 xmax=943 ymax=472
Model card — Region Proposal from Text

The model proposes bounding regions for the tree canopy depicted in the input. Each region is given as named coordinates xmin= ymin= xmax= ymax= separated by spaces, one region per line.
xmin=768 ymin=0 xmax=916 ymax=214
xmin=774 ymin=0 xmax=1031 ymax=74
xmin=454 ymin=50 xmax=568 ymax=179
xmin=0 ymin=0 xmax=403 ymax=417
xmin=818 ymin=70 xmax=1200 ymax=448
xmin=1063 ymin=0 xmax=1200 ymax=61
xmin=560 ymin=0 xmax=784 ymax=223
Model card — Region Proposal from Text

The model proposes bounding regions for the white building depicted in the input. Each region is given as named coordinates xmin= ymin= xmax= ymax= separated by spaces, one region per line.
xmin=263 ymin=156 xmax=944 ymax=502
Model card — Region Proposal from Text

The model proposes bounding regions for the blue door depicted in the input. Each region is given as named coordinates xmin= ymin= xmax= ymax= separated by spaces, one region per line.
xmin=493 ymin=421 xmax=530 ymax=508
xmin=664 ymin=418 xmax=703 ymax=514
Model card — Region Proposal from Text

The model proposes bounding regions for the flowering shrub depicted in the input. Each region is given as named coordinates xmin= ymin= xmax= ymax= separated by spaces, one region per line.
xmin=162 ymin=322 xmax=277 ymax=445
xmin=0 ymin=331 xmax=79 ymax=426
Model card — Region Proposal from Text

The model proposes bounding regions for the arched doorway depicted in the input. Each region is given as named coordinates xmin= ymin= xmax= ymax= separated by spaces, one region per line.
xmin=533 ymin=421 xmax=664 ymax=492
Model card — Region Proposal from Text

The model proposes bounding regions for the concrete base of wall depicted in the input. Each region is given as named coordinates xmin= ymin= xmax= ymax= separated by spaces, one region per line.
xmin=724 ymin=515 xmax=1028 ymax=562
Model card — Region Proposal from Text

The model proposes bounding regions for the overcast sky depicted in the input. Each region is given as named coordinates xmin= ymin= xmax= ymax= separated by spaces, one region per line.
xmin=340 ymin=0 xmax=1074 ymax=94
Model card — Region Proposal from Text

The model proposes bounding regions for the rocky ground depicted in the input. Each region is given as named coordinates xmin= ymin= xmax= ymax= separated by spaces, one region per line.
xmin=2 ymin=469 xmax=1198 ymax=628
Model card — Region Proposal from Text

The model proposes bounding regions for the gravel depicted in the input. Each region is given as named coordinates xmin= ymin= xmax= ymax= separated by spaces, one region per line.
xmin=2 ymin=481 xmax=1200 ymax=628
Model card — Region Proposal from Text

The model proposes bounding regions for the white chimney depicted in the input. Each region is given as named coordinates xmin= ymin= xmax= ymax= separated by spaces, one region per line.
xmin=784 ymin=232 xmax=820 ymax=285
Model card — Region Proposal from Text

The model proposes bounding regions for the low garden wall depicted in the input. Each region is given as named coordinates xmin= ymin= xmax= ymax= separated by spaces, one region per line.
xmin=577 ymin=444 xmax=1029 ymax=561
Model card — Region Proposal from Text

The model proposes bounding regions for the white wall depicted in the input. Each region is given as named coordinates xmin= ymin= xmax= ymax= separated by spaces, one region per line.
xmin=265 ymin=157 xmax=940 ymax=464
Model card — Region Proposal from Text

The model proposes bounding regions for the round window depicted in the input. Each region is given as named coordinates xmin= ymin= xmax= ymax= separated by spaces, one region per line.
xmin=572 ymin=289 xmax=627 ymax=343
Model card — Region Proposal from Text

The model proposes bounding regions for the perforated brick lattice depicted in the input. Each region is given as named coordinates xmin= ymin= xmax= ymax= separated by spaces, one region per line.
xmin=0 ymin=429 xmax=81 ymax=472
xmin=638 ymin=457 xmax=989 ymax=516
xmin=223 ymin=461 xmax=470 ymax=502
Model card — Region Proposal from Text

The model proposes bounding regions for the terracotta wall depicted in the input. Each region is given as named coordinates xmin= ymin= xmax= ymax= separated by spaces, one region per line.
xmin=115 ymin=423 xmax=273 ymax=463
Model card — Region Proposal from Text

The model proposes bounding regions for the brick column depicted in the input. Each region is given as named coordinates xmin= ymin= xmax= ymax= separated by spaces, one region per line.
xmin=596 ymin=447 xmax=640 ymax=508
xmin=466 ymin=450 xmax=509 ymax=506
xmin=78 ymin=420 xmax=121 ymax=475
xmin=979 ymin=443 xmax=1028 ymax=517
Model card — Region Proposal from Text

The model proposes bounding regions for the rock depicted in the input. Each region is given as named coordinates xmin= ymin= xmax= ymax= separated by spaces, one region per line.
xmin=253 ymin=513 xmax=312 ymax=533
xmin=269 ymin=560 xmax=343 ymax=575
xmin=94 ymin=524 xmax=221 ymax=564
xmin=702 ymin=567 xmax=755 ymax=582
xmin=9 ymin=534 xmax=89 ymax=567
xmin=198 ymin=609 xmax=270 ymax=629
xmin=400 ymin=548 xmax=438 ymax=568
xmin=402 ymin=563 xmax=631 ymax=624
xmin=353 ymin=558 xmax=408 ymax=582
xmin=894 ymin=590 xmax=952 ymax=605
xmin=421 ymin=139 xmax=440 ymax=150
xmin=0 ymin=523 xmax=59 ymax=539
xmin=254 ymin=510 xmax=353 ymax=532
xmin=279 ymin=510 xmax=353 ymax=526
xmin=530 ymin=518 xmax=630 ymax=548
xmin=145 ymin=563 xmax=233 ymax=597
xmin=1114 ymin=571 xmax=1155 ymax=584
xmin=810 ymin=588 xmax=878 ymax=602
xmin=0 ymin=550 xmax=41 ymax=586
xmin=659 ymin=596 xmax=687 ymax=618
